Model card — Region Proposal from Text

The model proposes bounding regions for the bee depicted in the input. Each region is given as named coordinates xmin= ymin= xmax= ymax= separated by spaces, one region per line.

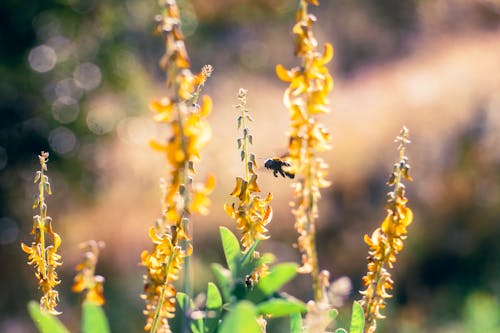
xmin=264 ymin=157 xmax=295 ymax=179
xmin=244 ymin=274 xmax=255 ymax=289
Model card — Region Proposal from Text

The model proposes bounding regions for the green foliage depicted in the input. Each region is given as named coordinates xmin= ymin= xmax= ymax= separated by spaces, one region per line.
xmin=194 ymin=227 xmax=304 ymax=331
xmin=290 ymin=312 xmax=303 ymax=333
xmin=247 ymin=263 xmax=299 ymax=303
xmin=28 ymin=300 xmax=110 ymax=333
xmin=348 ymin=301 xmax=365 ymax=333
xmin=257 ymin=299 xmax=307 ymax=317
xmin=82 ymin=301 xmax=110 ymax=333
xmin=27 ymin=301 xmax=69 ymax=333
xmin=205 ymin=282 xmax=223 ymax=333
xmin=463 ymin=292 xmax=500 ymax=333
xmin=220 ymin=226 xmax=242 ymax=275
xmin=219 ymin=301 xmax=261 ymax=333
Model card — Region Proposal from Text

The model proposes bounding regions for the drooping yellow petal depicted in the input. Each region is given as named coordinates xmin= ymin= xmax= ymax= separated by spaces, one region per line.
xmin=276 ymin=64 xmax=294 ymax=82
xmin=149 ymin=140 xmax=168 ymax=152
xmin=199 ymin=95 xmax=212 ymax=117
xmin=321 ymin=43 xmax=334 ymax=64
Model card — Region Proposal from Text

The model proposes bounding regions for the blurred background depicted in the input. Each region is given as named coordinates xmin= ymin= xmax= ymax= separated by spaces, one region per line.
xmin=1 ymin=0 xmax=500 ymax=332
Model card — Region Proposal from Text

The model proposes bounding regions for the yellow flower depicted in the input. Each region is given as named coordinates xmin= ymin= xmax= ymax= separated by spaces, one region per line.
xmin=142 ymin=1 xmax=214 ymax=331
xmin=276 ymin=0 xmax=333 ymax=301
xmin=359 ymin=127 xmax=414 ymax=333
xmin=21 ymin=151 xmax=62 ymax=315
xmin=72 ymin=240 xmax=106 ymax=306
xmin=224 ymin=88 xmax=273 ymax=250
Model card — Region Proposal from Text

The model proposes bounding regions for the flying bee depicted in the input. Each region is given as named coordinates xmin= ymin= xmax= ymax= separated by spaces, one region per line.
xmin=264 ymin=157 xmax=295 ymax=179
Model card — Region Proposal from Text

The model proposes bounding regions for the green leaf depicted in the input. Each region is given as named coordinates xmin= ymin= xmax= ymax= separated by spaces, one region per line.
xmin=330 ymin=308 xmax=339 ymax=320
xmin=239 ymin=240 xmax=260 ymax=277
xmin=175 ymin=292 xmax=197 ymax=333
xmin=248 ymin=263 xmax=298 ymax=302
xmin=349 ymin=301 xmax=365 ymax=333
xmin=205 ymin=282 xmax=222 ymax=333
xmin=82 ymin=301 xmax=110 ymax=333
xmin=335 ymin=329 xmax=348 ymax=333
xmin=219 ymin=301 xmax=260 ymax=333
xmin=290 ymin=312 xmax=303 ymax=333
xmin=257 ymin=298 xmax=306 ymax=317
xmin=220 ymin=227 xmax=242 ymax=276
xmin=176 ymin=292 xmax=193 ymax=312
xmin=27 ymin=301 xmax=69 ymax=333
xmin=211 ymin=263 xmax=232 ymax=302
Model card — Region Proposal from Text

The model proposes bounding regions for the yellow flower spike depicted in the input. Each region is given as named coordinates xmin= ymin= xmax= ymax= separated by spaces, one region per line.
xmin=144 ymin=1 xmax=215 ymax=331
xmin=359 ymin=127 xmax=414 ymax=333
xmin=21 ymin=151 xmax=62 ymax=315
xmin=226 ymin=88 xmax=273 ymax=255
xmin=279 ymin=0 xmax=334 ymax=302
xmin=72 ymin=240 xmax=106 ymax=306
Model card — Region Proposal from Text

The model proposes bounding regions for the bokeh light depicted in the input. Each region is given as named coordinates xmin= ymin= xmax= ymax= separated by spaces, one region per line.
xmin=55 ymin=78 xmax=83 ymax=100
xmin=74 ymin=62 xmax=102 ymax=91
xmin=52 ymin=96 xmax=80 ymax=124
xmin=28 ymin=45 xmax=57 ymax=73
xmin=86 ymin=98 xmax=122 ymax=135
xmin=48 ymin=126 xmax=78 ymax=155
xmin=0 ymin=217 xmax=19 ymax=245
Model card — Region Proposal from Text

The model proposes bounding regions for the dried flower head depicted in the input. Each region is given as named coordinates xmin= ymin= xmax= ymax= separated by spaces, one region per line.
xmin=21 ymin=151 xmax=62 ymax=315
xmin=276 ymin=0 xmax=333 ymax=301
xmin=72 ymin=240 xmax=106 ymax=306
xmin=359 ymin=127 xmax=414 ymax=333
xmin=142 ymin=1 xmax=215 ymax=332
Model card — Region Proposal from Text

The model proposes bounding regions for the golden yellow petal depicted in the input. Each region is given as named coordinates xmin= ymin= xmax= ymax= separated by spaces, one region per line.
xmin=248 ymin=174 xmax=261 ymax=193
xmin=224 ymin=202 xmax=236 ymax=218
xmin=276 ymin=64 xmax=293 ymax=82
xmin=199 ymin=95 xmax=212 ymax=117
xmin=149 ymin=140 xmax=168 ymax=152
xmin=21 ymin=242 xmax=34 ymax=254
xmin=71 ymin=275 xmax=85 ymax=292
xmin=402 ymin=207 xmax=413 ymax=227
xmin=204 ymin=174 xmax=216 ymax=192
xmin=230 ymin=177 xmax=244 ymax=198
xmin=53 ymin=232 xmax=61 ymax=250
xmin=86 ymin=284 xmax=106 ymax=306
xmin=322 ymin=43 xmax=334 ymax=64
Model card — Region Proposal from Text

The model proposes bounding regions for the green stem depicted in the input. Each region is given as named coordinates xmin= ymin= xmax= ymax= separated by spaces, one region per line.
xmin=39 ymin=166 xmax=47 ymax=281
xmin=306 ymin=156 xmax=321 ymax=302
xmin=150 ymin=252 xmax=175 ymax=333
xmin=240 ymin=103 xmax=250 ymax=182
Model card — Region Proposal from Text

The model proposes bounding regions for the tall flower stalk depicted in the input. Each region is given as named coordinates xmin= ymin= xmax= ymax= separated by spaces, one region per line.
xmin=276 ymin=0 xmax=334 ymax=302
xmin=141 ymin=1 xmax=215 ymax=332
xmin=21 ymin=151 xmax=62 ymax=315
xmin=359 ymin=127 xmax=414 ymax=333
xmin=224 ymin=88 xmax=273 ymax=252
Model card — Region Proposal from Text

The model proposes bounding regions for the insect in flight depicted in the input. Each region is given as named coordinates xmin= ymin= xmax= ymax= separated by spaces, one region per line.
xmin=264 ymin=157 xmax=295 ymax=179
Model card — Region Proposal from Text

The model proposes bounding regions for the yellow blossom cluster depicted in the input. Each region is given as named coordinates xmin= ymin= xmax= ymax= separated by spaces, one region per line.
xmin=224 ymin=88 xmax=273 ymax=251
xmin=141 ymin=1 xmax=215 ymax=332
xmin=359 ymin=127 xmax=414 ymax=333
xmin=72 ymin=240 xmax=106 ymax=306
xmin=21 ymin=151 xmax=62 ymax=315
xmin=276 ymin=0 xmax=333 ymax=301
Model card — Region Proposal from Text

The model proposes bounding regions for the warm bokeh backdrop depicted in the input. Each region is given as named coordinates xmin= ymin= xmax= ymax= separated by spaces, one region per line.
xmin=1 ymin=0 xmax=500 ymax=332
